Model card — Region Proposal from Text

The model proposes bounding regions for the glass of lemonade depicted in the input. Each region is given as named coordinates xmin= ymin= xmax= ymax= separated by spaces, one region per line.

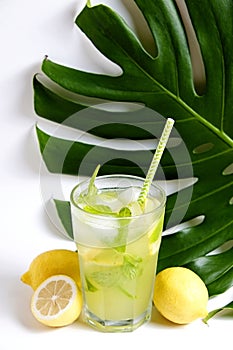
xmin=70 ymin=174 xmax=166 ymax=332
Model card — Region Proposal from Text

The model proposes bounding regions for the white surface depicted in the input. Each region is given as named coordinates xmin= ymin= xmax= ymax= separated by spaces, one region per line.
xmin=0 ymin=1 xmax=232 ymax=349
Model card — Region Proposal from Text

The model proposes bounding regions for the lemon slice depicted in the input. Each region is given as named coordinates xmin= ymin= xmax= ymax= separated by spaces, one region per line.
xmin=31 ymin=275 xmax=82 ymax=327
xmin=93 ymin=249 xmax=124 ymax=266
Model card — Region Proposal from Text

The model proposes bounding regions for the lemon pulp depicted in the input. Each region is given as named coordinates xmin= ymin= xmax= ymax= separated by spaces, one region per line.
xmin=31 ymin=275 xmax=82 ymax=327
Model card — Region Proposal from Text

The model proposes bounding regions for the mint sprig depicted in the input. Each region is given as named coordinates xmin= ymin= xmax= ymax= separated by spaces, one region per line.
xmin=86 ymin=253 xmax=142 ymax=291
xmin=87 ymin=164 xmax=100 ymax=196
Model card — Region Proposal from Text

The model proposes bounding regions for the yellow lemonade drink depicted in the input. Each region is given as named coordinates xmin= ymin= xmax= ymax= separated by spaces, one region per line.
xmin=70 ymin=175 xmax=166 ymax=332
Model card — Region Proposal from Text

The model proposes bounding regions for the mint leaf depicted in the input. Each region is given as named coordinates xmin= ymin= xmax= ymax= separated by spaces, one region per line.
xmin=78 ymin=164 xmax=100 ymax=207
xmin=88 ymin=253 xmax=142 ymax=289
xmin=122 ymin=254 xmax=142 ymax=280
xmin=149 ymin=216 xmax=164 ymax=244
xmin=113 ymin=206 xmax=132 ymax=252
xmin=89 ymin=267 xmax=122 ymax=288
xmin=85 ymin=276 xmax=98 ymax=292
xmin=118 ymin=286 xmax=136 ymax=299
xmin=83 ymin=204 xmax=116 ymax=216
xmin=87 ymin=164 xmax=100 ymax=196
xmin=118 ymin=207 xmax=132 ymax=217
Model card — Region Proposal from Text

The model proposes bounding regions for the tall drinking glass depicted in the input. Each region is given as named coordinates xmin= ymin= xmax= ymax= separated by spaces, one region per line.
xmin=70 ymin=174 xmax=166 ymax=332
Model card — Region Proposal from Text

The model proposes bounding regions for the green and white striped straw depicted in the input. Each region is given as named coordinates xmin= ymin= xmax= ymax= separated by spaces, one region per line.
xmin=137 ymin=117 xmax=175 ymax=206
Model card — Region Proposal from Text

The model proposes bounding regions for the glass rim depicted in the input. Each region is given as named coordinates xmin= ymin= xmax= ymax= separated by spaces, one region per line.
xmin=70 ymin=174 xmax=166 ymax=220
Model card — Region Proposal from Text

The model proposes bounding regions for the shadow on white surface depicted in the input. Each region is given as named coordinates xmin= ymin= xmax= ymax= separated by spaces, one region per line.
xmin=150 ymin=306 xmax=183 ymax=328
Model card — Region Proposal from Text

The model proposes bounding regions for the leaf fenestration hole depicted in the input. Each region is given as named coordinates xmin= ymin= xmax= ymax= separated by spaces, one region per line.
xmin=229 ymin=197 xmax=233 ymax=205
xmin=122 ymin=0 xmax=157 ymax=57
xmin=175 ymin=0 xmax=206 ymax=94
xmin=193 ymin=142 xmax=214 ymax=154
xmin=163 ymin=215 xmax=205 ymax=236
xmin=208 ymin=240 xmax=233 ymax=255
xmin=222 ymin=163 xmax=233 ymax=175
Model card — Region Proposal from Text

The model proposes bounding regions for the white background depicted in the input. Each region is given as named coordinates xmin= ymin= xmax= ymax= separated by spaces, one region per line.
xmin=0 ymin=1 xmax=232 ymax=349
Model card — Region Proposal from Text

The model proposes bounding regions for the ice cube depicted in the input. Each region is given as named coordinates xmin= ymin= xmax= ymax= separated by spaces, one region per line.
xmin=96 ymin=190 xmax=121 ymax=212
xmin=118 ymin=187 xmax=139 ymax=206
xmin=144 ymin=197 xmax=161 ymax=213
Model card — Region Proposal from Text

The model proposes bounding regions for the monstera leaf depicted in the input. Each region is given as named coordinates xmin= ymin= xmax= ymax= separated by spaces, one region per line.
xmin=34 ymin=0 xmax=233 ymax=297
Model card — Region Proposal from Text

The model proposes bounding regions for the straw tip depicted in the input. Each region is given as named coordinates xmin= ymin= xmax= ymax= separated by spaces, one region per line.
xmin=167 ymin=117 xmax=175 ymax=125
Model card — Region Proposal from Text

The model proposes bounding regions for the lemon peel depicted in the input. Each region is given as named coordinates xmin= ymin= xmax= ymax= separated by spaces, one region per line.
xmin=153 ymin=267 xmax=208 ymax=324
xmin=31 ymin=275 xmax=82 ymax=327
xmin=21 ymin=249 xmax=81 ymax=290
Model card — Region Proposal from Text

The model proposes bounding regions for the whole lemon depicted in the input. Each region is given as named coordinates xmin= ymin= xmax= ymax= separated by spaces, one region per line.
xmin=21 ymin=249 xmax=81 ymax=290
xmin=153 ymin=267 xmax=208 ymax=324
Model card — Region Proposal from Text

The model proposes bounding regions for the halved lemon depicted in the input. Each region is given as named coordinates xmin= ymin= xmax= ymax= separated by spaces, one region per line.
xmin=31 ymin=275 xmax=82 ymax=327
